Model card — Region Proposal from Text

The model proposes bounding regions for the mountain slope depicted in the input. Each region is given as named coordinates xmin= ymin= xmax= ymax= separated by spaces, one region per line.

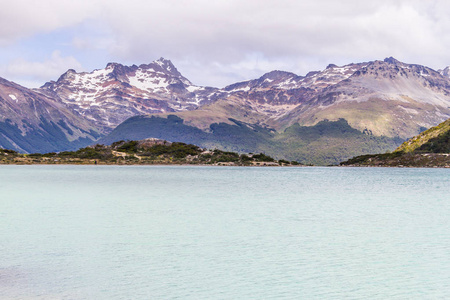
xmin=341 ymin=118 xmax=450 ymax=167
xmin=395 ymin=118 xmax=450 ymax=153
xmin=0 ymin=77 xmax=101 ymax=153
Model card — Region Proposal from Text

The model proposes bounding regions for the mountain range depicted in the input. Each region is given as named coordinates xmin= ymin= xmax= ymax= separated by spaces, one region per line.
xmin=1 ymin=57 xmax=450 ymax=164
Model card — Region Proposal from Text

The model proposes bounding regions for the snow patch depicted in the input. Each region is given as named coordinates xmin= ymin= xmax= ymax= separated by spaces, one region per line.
xmin=229 ymin=86 xmax=251 ymax=92
xmin=9 ymin=94 xmax=17 ymax=102
xmin=397 ymin=106 xmax=419 ymax=115
xmin=128 ymin=69 xmax=169 ymax=92
xmin=186 ymin=85 xmax=202 ymax=92
xmin=276 ymin=78 xmax=300 ymax=89
xmin=332 ymin=67 xmax=349 ymax=74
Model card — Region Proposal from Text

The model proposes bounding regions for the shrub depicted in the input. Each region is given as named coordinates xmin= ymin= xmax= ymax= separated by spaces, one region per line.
xmin=252 ymin=153 xmax=275 ymax=162
xmin=117 ymin=141 xmax=139 ymax=153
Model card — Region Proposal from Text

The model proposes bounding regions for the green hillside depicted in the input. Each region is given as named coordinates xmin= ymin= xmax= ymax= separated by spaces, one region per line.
xmin=395 ymin=118 xmax=450 ymax=153
xmin=100 ymin=115 xmax=403 ymax=165
xmin=341 ymin=118 xmax=450 ymax=167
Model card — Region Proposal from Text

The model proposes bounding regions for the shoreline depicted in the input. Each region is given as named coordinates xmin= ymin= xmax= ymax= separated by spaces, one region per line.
xmin=2 ymin=162 xmax=449 ymax=168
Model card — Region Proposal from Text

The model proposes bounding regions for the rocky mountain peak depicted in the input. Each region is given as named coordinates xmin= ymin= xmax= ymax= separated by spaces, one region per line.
xmin=384 ymin=57 xmax=401 ymax=64
xmin=358 ymin=58 xmax=444 ymax=82
xmin=260 ymin=70 xmax=298 ymax=82
xmin=106 ymin=62 xmax=122 ymax=69
xmin=53 ymin=69 xmax=78 ymax=84
xmin=138 ymin=57 xmax=182 ymax=78
xmin=264 ymin=70 xmax=296 ymax=78
xmin=106 ymin=63 xmax=138 ymax=80
xmin=156 ymin=57 xmax=173 ymax=66
xmin=439 ymin=66 xmax=450 ymax=78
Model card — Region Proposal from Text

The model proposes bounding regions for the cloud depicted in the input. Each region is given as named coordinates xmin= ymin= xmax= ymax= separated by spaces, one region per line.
xmin=2 ymin=0 xmax=450 ymax=87
xmin=0 ymin=0 xmax=102 ymax=45
xmin=94 ymin=0 xmax=450 ymax=85
xmin=0 ymin=51 xmax=82 ymax=88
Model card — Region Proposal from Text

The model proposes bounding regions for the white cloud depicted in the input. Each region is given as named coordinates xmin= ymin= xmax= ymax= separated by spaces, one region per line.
xmin=95 ymin=0 xmax=450 ymax=84
xmin=0 ymin=0 xmax=102 ymax=45
xmin=2 ymin=0 xmax=450 ymax=86
xmin=0 ymin=51 xmax=82 ymax=88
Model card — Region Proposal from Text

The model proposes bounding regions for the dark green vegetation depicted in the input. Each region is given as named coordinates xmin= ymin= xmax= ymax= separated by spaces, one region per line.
xmin=100 ymin=115 xmax=403 ymax=165
xmin=395 ymin=118 xmax=450 ymax=153
xmin=341 ymin=118 xmax=450 ymax=167
xmin=0 ymin=139 xmax=288 ymax=166
xmin=274 ymin=119 xmax=403 ymax=165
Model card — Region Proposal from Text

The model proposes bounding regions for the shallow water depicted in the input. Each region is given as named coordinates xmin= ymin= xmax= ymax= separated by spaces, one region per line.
xmin=1 ymin=165 xmax=449 ymax=299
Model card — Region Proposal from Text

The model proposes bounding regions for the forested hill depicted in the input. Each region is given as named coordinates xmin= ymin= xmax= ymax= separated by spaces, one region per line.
xmin=341 ymin=118 xmax=450 ymax=167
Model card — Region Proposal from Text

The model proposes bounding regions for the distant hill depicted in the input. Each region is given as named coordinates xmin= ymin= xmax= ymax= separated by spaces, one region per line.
xmin=341 ymin=118 xmax=450 ymax=167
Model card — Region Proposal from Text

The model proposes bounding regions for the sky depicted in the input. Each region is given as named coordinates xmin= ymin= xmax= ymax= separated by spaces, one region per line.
xmin=1 ymin=0 xmax=450 ymax=88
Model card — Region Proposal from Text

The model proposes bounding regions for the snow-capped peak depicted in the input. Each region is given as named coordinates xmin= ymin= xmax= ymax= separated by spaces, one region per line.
xmin=37 ymin=58 xmax=221 ymax=130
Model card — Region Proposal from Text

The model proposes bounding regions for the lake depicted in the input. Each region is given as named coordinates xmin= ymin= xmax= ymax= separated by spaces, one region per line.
xmin=1 ymin=165 xmax=449 ymax=299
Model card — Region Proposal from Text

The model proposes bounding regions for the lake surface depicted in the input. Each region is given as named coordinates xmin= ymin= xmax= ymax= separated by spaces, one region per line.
xmin=1 ymin=165 xmax=449 ymax=299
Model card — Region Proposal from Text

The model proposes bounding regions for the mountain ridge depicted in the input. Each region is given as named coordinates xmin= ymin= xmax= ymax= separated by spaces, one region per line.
xmin=36 ymin=57 xmax=450 ymax=138
xmin=2 ymin=56 xmax=450 ymax=162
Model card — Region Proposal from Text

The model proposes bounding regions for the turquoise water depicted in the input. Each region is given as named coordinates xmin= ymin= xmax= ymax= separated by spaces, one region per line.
xmin=1 ymin=165 xmax=449 ymax=299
